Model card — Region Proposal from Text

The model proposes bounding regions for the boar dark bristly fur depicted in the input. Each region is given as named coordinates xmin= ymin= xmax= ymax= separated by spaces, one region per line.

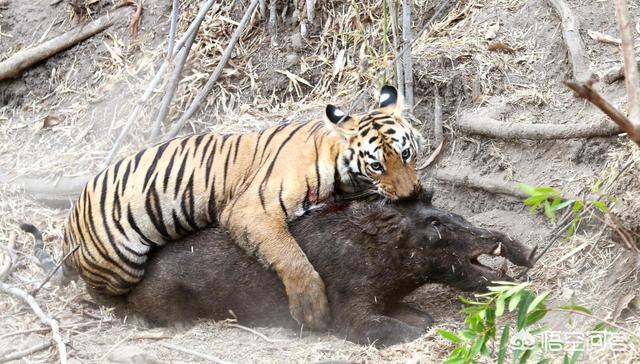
xmin=88 ymin=190 xmax=536 ymax=347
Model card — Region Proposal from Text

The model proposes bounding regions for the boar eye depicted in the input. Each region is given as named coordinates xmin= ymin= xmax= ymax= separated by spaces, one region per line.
xmin=427 ymin=217 xmax=441 ymax=227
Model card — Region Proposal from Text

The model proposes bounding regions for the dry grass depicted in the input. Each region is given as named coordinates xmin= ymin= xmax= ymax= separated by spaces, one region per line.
xmin=1 ymin=0 xmax=640 ymax=362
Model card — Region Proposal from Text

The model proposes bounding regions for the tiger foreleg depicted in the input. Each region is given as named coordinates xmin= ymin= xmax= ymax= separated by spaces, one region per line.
xmin=221 ymin=207 xmax=330 ymax=330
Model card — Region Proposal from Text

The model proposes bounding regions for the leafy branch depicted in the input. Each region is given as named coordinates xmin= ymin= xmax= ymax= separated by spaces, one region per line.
xmin=437 ymin=282 xmax=634 ymax=364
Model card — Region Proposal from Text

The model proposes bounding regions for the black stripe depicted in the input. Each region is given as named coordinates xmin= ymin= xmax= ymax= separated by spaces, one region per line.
xmin=278 ymin=181 xmax=288 ymax=219
xmin=314 ymin=137 xmax=321 ymax=198
xmin=174 ymin=151 xmax=189 ymax=199
xmin=181 ymin=173 xmax=199 ymax=230
xmin=199 ymin=135 xmax=214 ymax=166
xmin=145 ymin=177 xmax=171 ymax=240
xmin=163 ymin=147 xmax=180 ymax=193
xmin=143 ymin=142 xmax=170 ymax=191
xmin=132 ymin=149 xmax=145 ymax=173
xmin=207 ymin=176 xmax=217 ymax=221
xmin=204 ymin=139 xmax=218 ymax=187
xmin=172 ymin=210 xmax=190 ymax=236
xmin=258 ymin=122 xmax=307 ymax=211
xmin=121 ymin=160 xmax=132 ymax=193
xmin=222 ymin=143 xmax=232 ymax=196
xmin=126 ymin=205 xmax=156 ymax=246
xmin=250 ymin=129 xmax=267 ymax=168
xmin=233 ymin=134 xmax=242 ymax=164
xmin=112 ymin=159 xmax=123 ymax=184
xmin=260 ymin=124 xmax=288 ymax=163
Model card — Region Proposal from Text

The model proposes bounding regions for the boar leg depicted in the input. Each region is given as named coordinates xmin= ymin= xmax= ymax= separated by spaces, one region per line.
xmin=352 ymin=315 xmax=423 ymax=347
xmin=386 ymin=302 xmax=434 ymax=330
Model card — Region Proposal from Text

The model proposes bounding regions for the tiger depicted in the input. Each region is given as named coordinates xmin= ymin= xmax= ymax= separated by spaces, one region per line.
xmin=61 ymin=85 xmax=422 ymax=329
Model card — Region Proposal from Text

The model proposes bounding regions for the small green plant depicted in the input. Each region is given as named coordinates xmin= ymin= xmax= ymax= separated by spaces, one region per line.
xmin=438 ymin=282 xmax=590 ymax=364
xmin=516 ymin=183 xmax=615 ymax=238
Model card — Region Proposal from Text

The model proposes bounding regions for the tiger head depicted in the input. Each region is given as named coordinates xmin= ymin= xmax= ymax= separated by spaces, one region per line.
xmin=326 ymin=85 xmax=422 ymax=200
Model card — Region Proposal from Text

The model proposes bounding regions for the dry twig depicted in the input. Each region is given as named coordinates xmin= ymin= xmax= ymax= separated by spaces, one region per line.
xmin=160 ymin=342 xmax=231 ymax=364
xmin=387 ymin=0 xmax=404 ymax=95
xmin=615 ymin=0 xmax=640 ymax=124
xmin=0 ymin=252 xmax=67 ymax=363
xmin=0 ymin=342 xmax=53 ymax=364
xmin=417 ymin=139 xmax=444 ymax=170
xmin=0 ymin=232 xmax=16 ymax=282
xmin=166 ymin=0 xmax=260 ymax=139
xmin=547 ymin=0 xmax=592 ymax=82
xmin=225 ymin=322 xmax=290 ymax=343
xmin=0 ymin=6 xmax=130 ymax=81
xmin=433 ymin=87 xmax=443 ymax=145
xmin=564 ymin=80 xmax=640 ymax=145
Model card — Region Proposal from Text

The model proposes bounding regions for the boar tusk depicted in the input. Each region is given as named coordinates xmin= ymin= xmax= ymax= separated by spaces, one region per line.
xmin=492 ymin=242 xmax=502 ymax=256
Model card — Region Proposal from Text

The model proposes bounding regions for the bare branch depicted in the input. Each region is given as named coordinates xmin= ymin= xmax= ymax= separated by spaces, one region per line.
xmin=166 ymin=0 xmax=260 ymax=139
xmin=0 ymin=232 xmax=16 ymax=282
xmin=103 ymin=0 xmax=219 ymax=166
xmin=0 ymin=283 xmax=66 ymax=363
xmin=151 ymin=28 xmax=198 ymax=139
xmin=401 ymin=0 xmax=414 ymax=111
xmin=0 ymin=7 xmax=130 ymax=81
xmin=548 ymin=0 xmax=592 ymax=82
xmin=614 ymin=0 xmax=640 ymax=125
xmin=433 ymin=87 xmax=443 ymax=145
xmin=387 ymin=0 xmax=404 ymax=96
xmin=167 ymin=0 xmax=179 ymax=58
xmin=564 ymin=80 xmax=640 ymax=146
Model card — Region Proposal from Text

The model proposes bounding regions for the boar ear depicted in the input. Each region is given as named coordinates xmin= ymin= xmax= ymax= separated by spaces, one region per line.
xmin=361 ymin=209 xmax=409 ymax=246
xmin=420 ymin=189 xmax=434 ymax=205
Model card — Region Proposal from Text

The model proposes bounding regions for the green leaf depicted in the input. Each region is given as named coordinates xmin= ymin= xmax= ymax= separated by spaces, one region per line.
xmin=491 ymin=281 xmax=520 ymax=286
xmin=518 ymin=349 xmax=533 ymax=364
xmin=496 ymin=297 xmax=506 ymax=317
xmin=527 ymin=292 xmax=550 ymax=313
xmin=509 ymin=291 xmax=523 ymax=312
xmin=461 ymin=330 xmax=477 ymax=340
xmin=525 ymin=309 xmax=547 ymax=326
xmin=516 ymin=292 xmax=534 ymax=330
xmin=591 ymin=180 xmax=602 ymax=193
xmin=489 ymin=285 xmax=514 ymax=292
xmin=543 ymin=201 xmax=556 ymax=222
xmin=553 ymin=199 xmax=574 ymax=211
xmin=437 ymin=329 xmax=463 ymax=343
xmin=459 ymin=296 xmax=486 ymax=305
xmin=592 ymin=322 xmax=607 ymax=331
xmin=593 ymin=200 xmax=609 ymax=213
xmin=497 ymin=325 xmax=510 ymax=364
xmin=516 ymin=183 xmax=536 ymax=196
xmin=568 ymin=344 xmax=584 ymax=364
xmin=558 ymin=305 xmax=592 ymax=315
xmin=572 ymin=200 xmax=584 ymax=214
xmin=506 ymin=282 xmax=530 ymax=298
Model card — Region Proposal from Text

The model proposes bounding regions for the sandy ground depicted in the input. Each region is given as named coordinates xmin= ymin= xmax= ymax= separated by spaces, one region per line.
xmin=1 ymin=0 xmax=639 ymax=362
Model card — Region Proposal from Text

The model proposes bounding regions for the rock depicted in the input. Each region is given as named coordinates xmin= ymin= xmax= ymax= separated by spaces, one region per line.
xmin=107 ymin=345 xmax=158 ymax=364
xmin=286 ymin=54 xmax=299 ymax=68
xmin=290 ymin=33 xmax=304 ymax=50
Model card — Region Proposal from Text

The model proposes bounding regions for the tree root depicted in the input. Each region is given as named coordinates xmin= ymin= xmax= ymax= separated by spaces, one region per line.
xmin=0 ymin=6 xmax=130 ymax=81
xmin=457 ymin=111 xmax=621 ymax=140
xmin=0 ymin=171 xmax=88 ymax=208
xmin=434 ymin=169 xmax=528 ymax=199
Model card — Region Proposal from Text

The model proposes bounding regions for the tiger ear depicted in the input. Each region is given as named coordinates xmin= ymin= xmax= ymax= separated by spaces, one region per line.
xmin=378 ymin=85 xmax=403 ymax=115
xmin=325 ymin=104 xmax=350 ymax=125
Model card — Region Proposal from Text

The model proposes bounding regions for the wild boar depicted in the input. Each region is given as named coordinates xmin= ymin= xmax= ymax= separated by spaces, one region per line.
xmin=88 ymin=191 xmax=535 ymax=347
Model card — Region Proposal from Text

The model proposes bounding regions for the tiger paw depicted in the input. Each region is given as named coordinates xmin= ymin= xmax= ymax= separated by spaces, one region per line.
xmin=284 ymin=268 xmax=330 ymax=330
